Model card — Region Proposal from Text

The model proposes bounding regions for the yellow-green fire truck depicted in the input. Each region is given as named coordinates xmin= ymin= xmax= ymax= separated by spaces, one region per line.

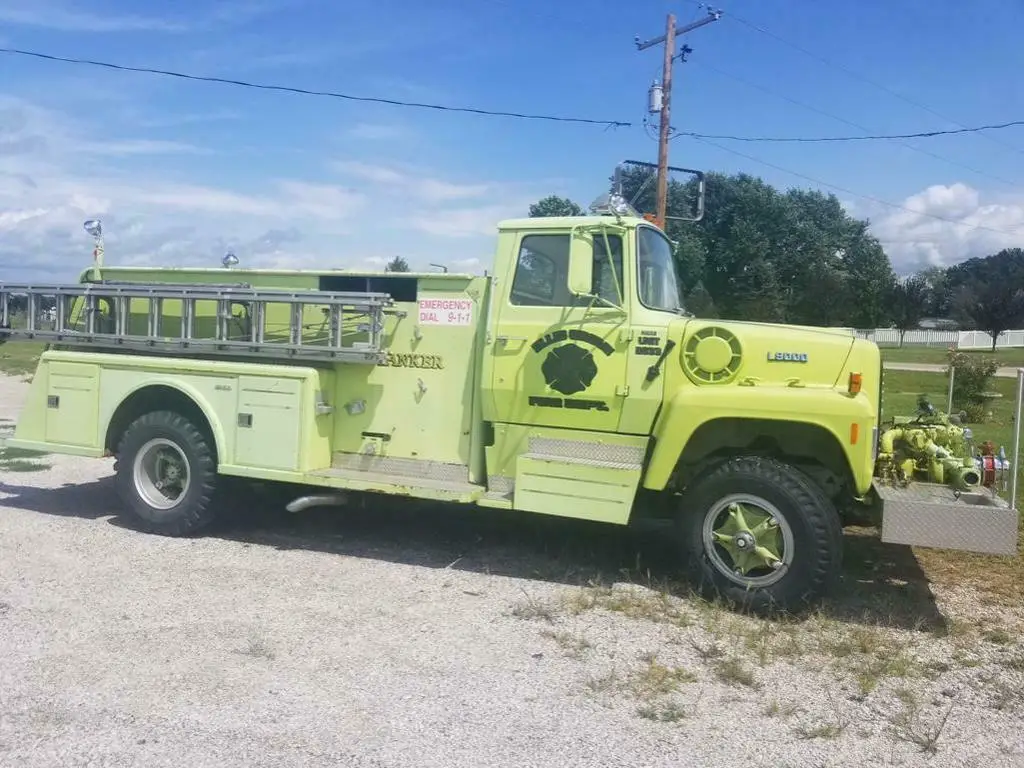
xmin=1 ymin=167 xmax=1017 ymax=613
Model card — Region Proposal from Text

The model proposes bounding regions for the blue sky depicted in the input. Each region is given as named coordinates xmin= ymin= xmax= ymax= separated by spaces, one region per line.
xmin=1 ymin=0 xmax=1023 ymax=281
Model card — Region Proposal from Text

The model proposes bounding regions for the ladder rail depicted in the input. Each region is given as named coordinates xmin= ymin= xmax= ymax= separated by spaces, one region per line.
xmin=0 ymin=282 xmax=393 ymax=303
xmin=0 ymin=281 xmax=400 ymax=364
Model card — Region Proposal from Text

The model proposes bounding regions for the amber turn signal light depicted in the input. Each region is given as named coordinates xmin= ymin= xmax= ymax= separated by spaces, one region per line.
xmin=848 ymin=372 xmax=862 ymax=395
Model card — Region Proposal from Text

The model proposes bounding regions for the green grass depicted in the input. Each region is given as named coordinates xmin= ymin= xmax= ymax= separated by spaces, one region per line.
xmin=0 ymin=446 xmax=51 ymax=473
xmin=881 ymin=345 xmax=1024 ymax=367
xmin=881 ymin=369 xmax=1023 ymax=603
xmin=0 ymin=341 xmax=45 ymax=376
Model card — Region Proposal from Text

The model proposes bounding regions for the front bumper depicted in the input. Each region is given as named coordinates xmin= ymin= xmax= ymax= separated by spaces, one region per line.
xmin=875 ymin=480 xmax=1019 ymax=556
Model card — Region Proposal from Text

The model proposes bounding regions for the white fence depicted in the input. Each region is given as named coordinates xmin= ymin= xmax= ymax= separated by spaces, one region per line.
xmin=834 ymin=328 xmax=1024 ymax=349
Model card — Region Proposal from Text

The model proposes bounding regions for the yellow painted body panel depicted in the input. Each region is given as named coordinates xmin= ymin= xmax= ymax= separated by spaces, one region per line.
xmin=480 ymin=225 xmax=636 ymax=433
xmin=328 ymin=281 xmax=486 ymax=472
xmin=43 ymin=360 xmax=100 ymax=447
xmin=643 ymin=386 xmax=877 ymax=494
xmin=235 ymin=376 xmax=304 ymax=471
xmin=8 ymin=215 xmax=885 ymax=525
xmin=10 ymin=350 xmax=336 ymax=474
xmin=87 ymin=266 xmax=490 ymax=479
xmin=513 ymin=456 xmax=640 ymax=524
xmin=640 ymin=317 xmax=879 ymax=496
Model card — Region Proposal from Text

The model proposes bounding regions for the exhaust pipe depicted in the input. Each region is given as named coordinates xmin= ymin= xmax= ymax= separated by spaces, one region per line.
xmin=285 ymin=493 xmax=348 ymax=513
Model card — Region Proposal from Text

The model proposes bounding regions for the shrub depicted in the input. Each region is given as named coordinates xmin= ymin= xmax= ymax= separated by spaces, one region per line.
xmin=946 ymin=348 xmax=999 ymax=420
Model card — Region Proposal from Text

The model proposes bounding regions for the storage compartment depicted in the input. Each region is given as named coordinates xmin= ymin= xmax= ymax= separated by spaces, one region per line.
xmin=44 ymin=361 xmax=100 ymax=447
xmin=234 ymin=376 xmax=303 ymax=471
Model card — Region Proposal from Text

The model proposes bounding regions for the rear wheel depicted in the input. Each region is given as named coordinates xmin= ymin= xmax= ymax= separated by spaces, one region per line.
xmin=114 ymin=410 xmax=219 ymax=536
xmin=677 ymin=455 xmax=843 ymax=615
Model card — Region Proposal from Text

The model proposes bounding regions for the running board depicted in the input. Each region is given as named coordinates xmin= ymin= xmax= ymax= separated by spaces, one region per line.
xmin=307 ymin=466 xmax=485 ymax=503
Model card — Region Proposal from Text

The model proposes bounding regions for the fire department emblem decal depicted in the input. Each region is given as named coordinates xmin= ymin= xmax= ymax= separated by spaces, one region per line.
xmin=531 ymin=329 xmax=615 ymax=396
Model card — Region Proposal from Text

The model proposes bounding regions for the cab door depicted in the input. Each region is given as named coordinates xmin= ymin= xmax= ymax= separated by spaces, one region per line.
xmin=487 ymin=226 xmax=630 ymax=432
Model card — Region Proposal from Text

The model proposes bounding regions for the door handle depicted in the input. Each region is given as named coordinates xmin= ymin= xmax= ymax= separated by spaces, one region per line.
xmin=496 ymin=335 xmax=528 ymax=343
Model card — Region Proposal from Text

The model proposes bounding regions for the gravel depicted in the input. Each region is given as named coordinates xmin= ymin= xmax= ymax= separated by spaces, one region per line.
xmin=1 ymin=372 xmax=1023 ymax=767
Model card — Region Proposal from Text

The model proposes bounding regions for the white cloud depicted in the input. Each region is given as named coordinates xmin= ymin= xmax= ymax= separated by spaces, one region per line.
xmin=867 ymin=183 xmax=1024 ymax=274
xmin=75 ymin=139 xmax=210 ymax=157
xmin=133 ymin=110 xmax=243 ymax=129
xmin=409 ymin=203 xmax=530 ymax=238
xmin=333 ymin=160 xmax=492 ymax=204
xmin=0 ymin=96 xmax=546 ymax=280
xmin=0 ymin=208 xmax=47 ymax=230
xmin=0 ymin=0 xmax=298 ymax=33
xmin=0 ymin=3 xmax=186 ymax=32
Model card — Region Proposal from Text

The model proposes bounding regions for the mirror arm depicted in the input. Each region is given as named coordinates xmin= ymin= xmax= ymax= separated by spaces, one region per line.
xmin=598 ymin=227 xmax=624 ymax=307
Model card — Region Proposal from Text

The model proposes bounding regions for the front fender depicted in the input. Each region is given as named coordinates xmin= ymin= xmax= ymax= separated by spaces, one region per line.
xmin=642 ymin=385 xmax=877 ymax=495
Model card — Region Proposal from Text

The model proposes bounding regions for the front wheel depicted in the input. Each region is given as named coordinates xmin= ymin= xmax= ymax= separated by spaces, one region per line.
xmin=114 ymin=410 xmax=219 ymax=536
xmin=677 ymin=456 xmax=843 ymax=615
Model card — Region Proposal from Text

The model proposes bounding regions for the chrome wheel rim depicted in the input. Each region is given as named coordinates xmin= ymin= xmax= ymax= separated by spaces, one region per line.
xmin=133 ymin=438 xmax=191 ymax=510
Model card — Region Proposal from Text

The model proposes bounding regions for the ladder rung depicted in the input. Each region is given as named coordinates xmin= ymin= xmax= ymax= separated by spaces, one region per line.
xmin=0 ymin=281 xmax=402 ymax=364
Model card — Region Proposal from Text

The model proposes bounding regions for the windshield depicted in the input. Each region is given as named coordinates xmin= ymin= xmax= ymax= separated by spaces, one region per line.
xmin=636 ymin=226 xmax=684 ymax=313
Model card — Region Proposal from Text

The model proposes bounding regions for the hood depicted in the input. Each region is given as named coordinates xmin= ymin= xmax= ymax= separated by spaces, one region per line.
xmin=670 ymin=317 xmax=856 ymax=389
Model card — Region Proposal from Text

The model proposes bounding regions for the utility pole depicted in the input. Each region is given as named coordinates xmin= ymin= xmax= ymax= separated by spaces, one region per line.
xmin=636 ymin=8 xmax=721 ymax=228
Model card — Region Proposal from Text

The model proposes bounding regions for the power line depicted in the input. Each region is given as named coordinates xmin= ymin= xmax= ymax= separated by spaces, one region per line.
xmin=710 ymin=5 xmax=1024 ymax=158
xmin=674 ymin=119 xmax=1024 ymax=144
xmin=5 ymin=44 xmax=1023 ymax=153
xmin=689 ymin=135 xmax=1023 ymax=238
xmin=682 ymin=60 xmax=1018 ymax=188
xmin=0 ymin=47 xmax=632 ymax=129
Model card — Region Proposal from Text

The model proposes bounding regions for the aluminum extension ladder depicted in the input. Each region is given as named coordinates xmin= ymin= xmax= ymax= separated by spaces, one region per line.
xmin=0 ymin=280 xmax=398 ymax=364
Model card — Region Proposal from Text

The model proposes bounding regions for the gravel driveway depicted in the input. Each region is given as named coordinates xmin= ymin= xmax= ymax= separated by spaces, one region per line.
xmin=1 ymin=372 xmax=1022 ymax=767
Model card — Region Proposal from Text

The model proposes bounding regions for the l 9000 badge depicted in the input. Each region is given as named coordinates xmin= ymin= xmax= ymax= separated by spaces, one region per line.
xmin=767 ymin=352 xmax=808 ymax=363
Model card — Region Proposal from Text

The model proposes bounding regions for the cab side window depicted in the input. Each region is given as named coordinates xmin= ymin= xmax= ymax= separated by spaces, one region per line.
xmin=510 ymin=234 xmax=567 ymax=306
xmin=509 ymin=232 xmax=624 ymax=307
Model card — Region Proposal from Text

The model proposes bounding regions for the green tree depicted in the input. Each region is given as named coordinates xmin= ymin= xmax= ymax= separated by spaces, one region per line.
xmin=945 ymin=248 xmax=1024 ymax=349
xmin=385 ymin=256 xmax=410 ymax=272
xmin=888 ymin=275 xmax=930 ymax=346
xmin=615 ymin=167 xmax=894 ymax=325
xmin=954 ymin=279 xmax=1024 ymax=351
xmin=914 ymin=264 xmax=950 ymax=317
xmin=528 ymin=195 xmax=584 ymax=218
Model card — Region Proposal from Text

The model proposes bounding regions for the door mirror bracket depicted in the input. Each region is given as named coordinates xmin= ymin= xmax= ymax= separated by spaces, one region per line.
xmin=567 ymin=224 xmax=626 ymax=312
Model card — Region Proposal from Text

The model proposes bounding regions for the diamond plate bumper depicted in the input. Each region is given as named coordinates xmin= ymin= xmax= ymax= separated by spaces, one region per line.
xmin=876 ymin=481 xmax=1019 ymax=556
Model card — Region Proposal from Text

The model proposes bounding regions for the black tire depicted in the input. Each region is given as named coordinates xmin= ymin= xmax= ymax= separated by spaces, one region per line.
xmin=677 ymin=455 xmax=843 ymax=615
xmin=113 ymin=410 xmax=219 ymax=536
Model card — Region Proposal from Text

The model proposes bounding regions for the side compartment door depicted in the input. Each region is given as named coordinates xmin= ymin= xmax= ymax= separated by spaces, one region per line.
xmin=488 ymin=227 xmax=630 ymax=432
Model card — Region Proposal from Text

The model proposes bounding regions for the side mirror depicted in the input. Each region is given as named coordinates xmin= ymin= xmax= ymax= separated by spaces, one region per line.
xmin=567 ymin=231 xmax=593 ymax=296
